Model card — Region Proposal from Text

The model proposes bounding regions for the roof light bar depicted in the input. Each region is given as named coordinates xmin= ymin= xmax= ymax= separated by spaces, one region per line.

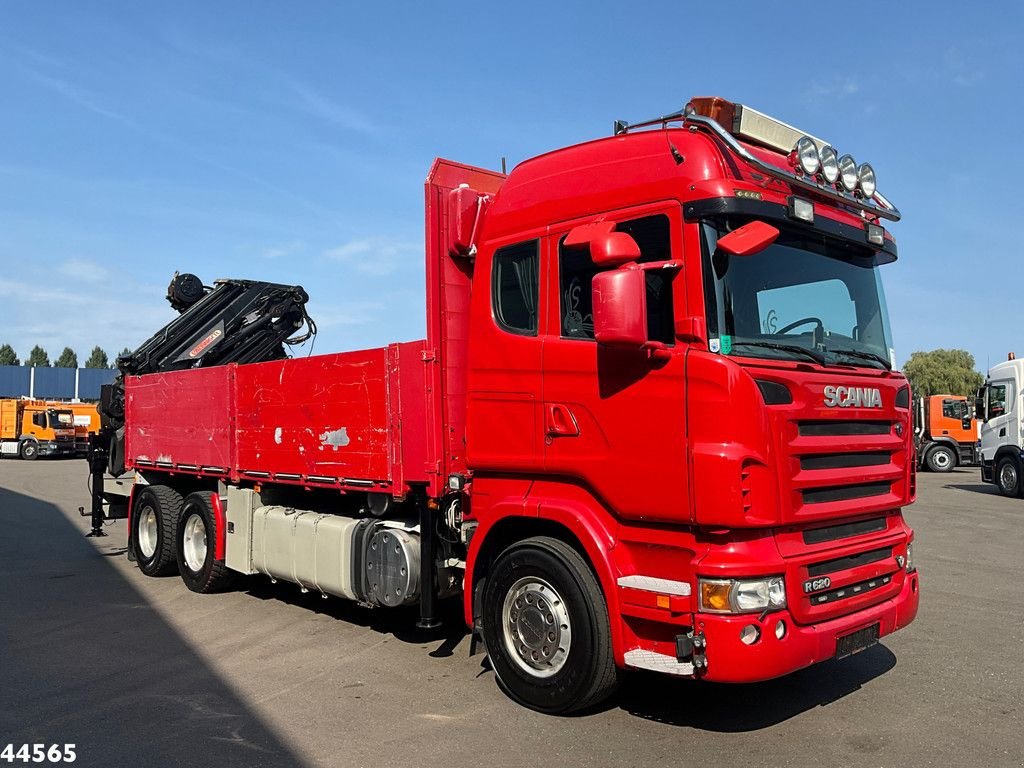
xmin=611 ymin=97 xmax=900 ymax=222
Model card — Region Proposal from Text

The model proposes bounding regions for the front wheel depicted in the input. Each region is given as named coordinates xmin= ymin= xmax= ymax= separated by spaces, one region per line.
xmin=20 ymin=441 xmax=38 ymax=461
xmin=176 ymin=491 xmax=235 ymax=593
xmin=926 ymin=445 xmax=956 ymax=473
xmin=481 ymin=537 xmax=618 ymax=714
xmin=996 ymin=457 xmax=1023 ymax=497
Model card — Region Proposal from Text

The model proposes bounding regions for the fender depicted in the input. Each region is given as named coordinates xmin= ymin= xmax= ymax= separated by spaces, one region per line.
xmin=211 ymin=491 xmax=227 ymax=561
xmin=464 ymin=487 xmax=625 ymax=663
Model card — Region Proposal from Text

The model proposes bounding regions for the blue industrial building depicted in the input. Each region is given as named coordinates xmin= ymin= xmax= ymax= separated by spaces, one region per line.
xmin=0 ymin=366 xmax=116 ymax=400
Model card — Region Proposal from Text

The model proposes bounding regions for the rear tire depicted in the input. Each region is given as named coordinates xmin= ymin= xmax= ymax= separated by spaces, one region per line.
xmin=176 ymin=491 xmax=235 ymax=594
xmin=996 ymin=456 xmax=1023 ymax=498
xmin=481 ymin=536 xmax=619 ymax=714
xmin=925 ymin=445 xmax=956 ymax=473
xmin=20 ymin=441 xmax=38 ymax=461
xmin=132 ymin=485 xmax=183 ymax=576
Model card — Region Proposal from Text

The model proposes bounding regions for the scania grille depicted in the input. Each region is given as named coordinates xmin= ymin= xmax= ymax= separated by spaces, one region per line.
xmin=803 ymin=516 xmax=887 ymax=545
xmin=787 ymin=418 xmax=905 ymax=520
xmin=809 ymin=574 xmax=892 ymax=606
xmin=802 ymin=481 xmax=892 ymax=505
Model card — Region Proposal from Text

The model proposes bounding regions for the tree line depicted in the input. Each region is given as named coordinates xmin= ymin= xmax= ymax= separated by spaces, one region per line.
xmin=0 ymin=344 xmax=131 ymax=369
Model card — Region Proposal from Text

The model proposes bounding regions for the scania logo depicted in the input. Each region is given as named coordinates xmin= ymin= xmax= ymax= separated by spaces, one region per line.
xmin=823 ymin=385 xmax=883 ymax=409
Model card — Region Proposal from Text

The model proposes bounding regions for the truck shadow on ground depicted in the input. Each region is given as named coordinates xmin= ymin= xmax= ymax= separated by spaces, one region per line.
xmin=613 ymin=645 xmax=897 ymax=729
xmin=942 ymin=482 xmax=997 ymax=495
xmin=0 ymin=485 xmax=304 ymax=768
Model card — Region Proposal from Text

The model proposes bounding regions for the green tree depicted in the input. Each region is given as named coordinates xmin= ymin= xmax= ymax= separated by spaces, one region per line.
xmin=26 ymin=345 xmax=50 ymax=367
xmin=55 ymin=347 xmax=78 ymax=368
xmin=903 ymin=349 xmax=985 ymax=397
xmin=84 ymin=346 xmax=110 ymax=369
xmin=0 ymin=344 xmax=18 ymax=366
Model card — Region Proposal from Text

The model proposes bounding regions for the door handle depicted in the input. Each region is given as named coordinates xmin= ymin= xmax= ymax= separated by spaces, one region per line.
xmin=545 ymin=404 xmax=580 ymax=438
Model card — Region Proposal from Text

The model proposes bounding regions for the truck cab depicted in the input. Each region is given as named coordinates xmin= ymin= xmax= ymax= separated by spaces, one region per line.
xmin=0 ymin=400 xmax=77 ymax=459
xmin=978 ymin=355 xmax=1024 ymax=496
xmin=913 ymin=394 xmax=979 ymax=472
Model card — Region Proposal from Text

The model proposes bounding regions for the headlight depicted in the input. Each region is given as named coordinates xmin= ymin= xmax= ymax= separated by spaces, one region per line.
xmin=819 ymin=146 xmax=839 ymax=184
xmin=838 ymin=154 xmax=859 ymax=191
xmin=905 ymin=542 xmax=915 ymax=573
xmin=793 ymin=136 xmax=820 ymax=176
xmin=858 ymin=163 xmax=876 ymax=198
xmin=699 ymin=576 xmax=787 ymax=614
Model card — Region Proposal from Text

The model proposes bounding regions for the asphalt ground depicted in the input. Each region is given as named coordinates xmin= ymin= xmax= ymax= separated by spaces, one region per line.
xmin=0 ymin=461 xmax=1020 ymax=768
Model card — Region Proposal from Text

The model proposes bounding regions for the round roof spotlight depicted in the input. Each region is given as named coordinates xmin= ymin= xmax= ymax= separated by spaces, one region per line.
xmin=794 ymin=136 xmax=820 ymax=176
xmin=858 ymin=163 xmax=876 ymax=199
xmin=838 ymin=154 xmax=859 ymax=192
xmin=819 ymin=146 xmax=840 ymax=185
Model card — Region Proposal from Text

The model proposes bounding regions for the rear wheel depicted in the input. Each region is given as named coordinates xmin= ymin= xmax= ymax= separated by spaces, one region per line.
xmin=133 ymin=485 xmax=183 ymax=576
xmin=482 ymin=536 xmax=618 ymax=714
xmin=996 ymin=457 xmax=1023 ymax=497
xmin=926 ymin=445 xmax=956 ymax=473
xmin=176 ymin=491 xmax=234 ymax=593
xmin=20 ymin=441 xmax=38 ymax=461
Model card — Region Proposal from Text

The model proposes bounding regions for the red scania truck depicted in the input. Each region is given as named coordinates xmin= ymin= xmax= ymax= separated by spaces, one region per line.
xmin=95 ymin=97 xmax=919 ymax=713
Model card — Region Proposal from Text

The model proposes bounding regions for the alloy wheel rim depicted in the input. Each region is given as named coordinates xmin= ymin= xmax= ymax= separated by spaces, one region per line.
xmin=1000 ymin=463 xmax=1018 ymax=491
xmin=138 ymin=506 xmax=158 ymax=558
xmin=182 ymin=512 xmax=207 ymax=572
xmin=501 ymin=576 xmax=572 ymax=678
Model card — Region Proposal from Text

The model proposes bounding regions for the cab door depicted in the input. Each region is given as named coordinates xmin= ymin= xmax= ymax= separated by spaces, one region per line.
xmin=541 ymin=206 xmax=690 ymax=524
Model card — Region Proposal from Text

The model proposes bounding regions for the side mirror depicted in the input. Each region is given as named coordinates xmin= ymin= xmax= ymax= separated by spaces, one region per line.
xmin=716 ymin=220 xmax=780 ymax=257
xmin=592 ymin=267 xmax=647 ymax=348
xmin=975 ymin=393 xmax=985 ymax=421
xmin=563 ymin=222 xmax=641 ymax=268
xmin=446 ymin=185 xmax=489 ymax=257
xmin=962 ymin=415 xmax=973 ymax=430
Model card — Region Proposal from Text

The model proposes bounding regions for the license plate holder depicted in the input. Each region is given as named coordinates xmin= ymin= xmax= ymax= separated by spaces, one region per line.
xmin=835 ymin=623 xmax=880 ymax=659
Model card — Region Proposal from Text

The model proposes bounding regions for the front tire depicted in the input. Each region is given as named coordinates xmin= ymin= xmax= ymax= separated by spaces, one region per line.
xmin=132 ymin=485 xmax=183 ymax=576
xmin=481 ymin=536 xmax=618 ymax=714
xmin=996 ymin=456 xmax=1023 ymax=497
xmin=926 ymin=445 xmax=956 ymax=473
xmin=20 ymin=441 xmax=38 ymax=460
xmin=176 ymin=491 xmax=234 ymax=593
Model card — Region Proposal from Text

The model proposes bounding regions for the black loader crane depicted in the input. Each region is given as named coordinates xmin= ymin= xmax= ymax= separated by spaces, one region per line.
xmin=83 ymin=272 xmax=315 ymax=537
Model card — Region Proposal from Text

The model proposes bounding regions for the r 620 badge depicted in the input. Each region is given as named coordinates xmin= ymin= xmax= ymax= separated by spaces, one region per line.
xmin=803 ymin=577 xmax=831 ymax=594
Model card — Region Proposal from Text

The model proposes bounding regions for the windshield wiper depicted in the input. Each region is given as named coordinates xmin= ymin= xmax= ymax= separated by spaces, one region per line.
xmin=828 ymin=347 xmax=892 ymax=370
xmin=732 ymin=341 xmax=827 ymax=365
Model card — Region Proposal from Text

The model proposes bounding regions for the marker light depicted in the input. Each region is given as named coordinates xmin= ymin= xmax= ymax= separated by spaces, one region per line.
xmin=858 ymin=163 xmax=876 ymax=199
xmin=794 ymin=136 xmax=820 ymax=176
xmin=819 ymin=146 xmax=839 ymax=184
xmin=838 ymin=154 xmax=859 ymax=192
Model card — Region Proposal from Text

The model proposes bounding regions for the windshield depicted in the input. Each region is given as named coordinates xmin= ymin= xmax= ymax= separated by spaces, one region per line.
xmin=48 ymin=409 xmax=75 ymax=429
xmin=701 ymin=221 xmax=894 ymax=369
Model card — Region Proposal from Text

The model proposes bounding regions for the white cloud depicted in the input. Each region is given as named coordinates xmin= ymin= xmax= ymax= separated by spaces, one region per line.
xmin=261 ymin=240 xmax=305 ymax=260
xmin=58 ymin=258 xmax=112 ymax=284
xmin=805 ymin=77 xmax=861 ymax=99
xmin=323 ymin=237 xmax=419 ymax=277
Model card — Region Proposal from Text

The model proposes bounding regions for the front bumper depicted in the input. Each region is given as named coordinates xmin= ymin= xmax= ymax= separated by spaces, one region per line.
xmin=697 ymin=568 xmax=919 ymax=683
xmin=38 ymin=440 xmax=77 ymax=457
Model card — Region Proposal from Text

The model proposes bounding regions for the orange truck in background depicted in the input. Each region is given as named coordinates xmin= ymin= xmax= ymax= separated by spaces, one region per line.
xmin=0 ymin=399 xmax=78 ymax=460
xmin=64 ymin=402 xmax=101 ymax=455
xmin=913 ymin=394 xmax=979 ymax=472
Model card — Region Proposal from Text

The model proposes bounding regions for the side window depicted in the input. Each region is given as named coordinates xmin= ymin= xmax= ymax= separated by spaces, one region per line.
xmin=492 ymin=240 xmax=539 ymax=336
xmin=558 ymin=214 xmax=675 ymax=343
xmin=990 ymin=383 xmax=1009 ymax=417
xmin=941 ymin=399 xmax=965 ymax=419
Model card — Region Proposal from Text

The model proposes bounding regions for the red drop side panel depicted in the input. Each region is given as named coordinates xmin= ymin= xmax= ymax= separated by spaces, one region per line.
xmin=124 ymin=367 xmax=234 ymax=473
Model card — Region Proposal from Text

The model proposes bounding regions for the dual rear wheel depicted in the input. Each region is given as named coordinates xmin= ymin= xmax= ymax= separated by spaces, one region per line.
xmin=131 ymin=486 xmax=233 ymax=592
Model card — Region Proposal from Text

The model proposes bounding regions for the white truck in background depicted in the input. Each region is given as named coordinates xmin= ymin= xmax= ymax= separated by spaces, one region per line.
xmin=978 ymin=353 xmax=1024 ymax=497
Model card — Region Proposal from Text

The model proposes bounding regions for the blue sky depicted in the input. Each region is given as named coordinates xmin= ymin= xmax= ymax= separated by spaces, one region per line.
xmin=1 ymin=1 xmax=1020 ymax=371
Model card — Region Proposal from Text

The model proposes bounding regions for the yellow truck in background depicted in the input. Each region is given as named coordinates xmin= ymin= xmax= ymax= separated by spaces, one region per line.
xmin=0 ymin=399 xmax=79 ymax=459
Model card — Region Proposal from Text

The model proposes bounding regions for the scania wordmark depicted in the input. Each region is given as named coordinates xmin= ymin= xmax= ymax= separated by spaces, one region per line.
xmin=90 ymin=97 xmax=919 ymax=713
